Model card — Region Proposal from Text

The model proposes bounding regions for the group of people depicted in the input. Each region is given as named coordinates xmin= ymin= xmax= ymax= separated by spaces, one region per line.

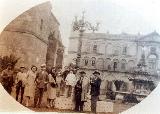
xmin=0 ymin=63 xmax=102 ymax=113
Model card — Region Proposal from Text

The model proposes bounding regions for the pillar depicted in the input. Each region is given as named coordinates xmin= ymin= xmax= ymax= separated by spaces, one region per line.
xmin=55 ymin=45 xmax=64 ymax=67
xmin=46 ymin=33 xmax=58 ymax=69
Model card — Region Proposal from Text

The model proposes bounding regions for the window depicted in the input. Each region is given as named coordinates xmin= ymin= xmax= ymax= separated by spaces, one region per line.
xmin=86 ymin=45 xmax=90 ymax=52
xmin=84 ymin=59 xmax=88 ymax=66
xmin=121 ymin=63 xmax=126 ymax=70
xmin=105 ymin=58 xmax=111 ymax=70
xmin=122 ymin=46 xmax=127 ymax=55
xmin=148 ymin=54 xmax=157 ymax=69
xmin=114 ymin=50 xmax=119 ymax=56
xmin=113 ymin=46 xmax=120 ymax=56
xmin=150 ymin=47 xmax=156 ymax=54
xmin=83 ymin=43 xmax=90 ymax=53
xmin=97 ymin=58 xmax=104 ymax=69
xmin=93 ymin=45 xmax=97 ymax=53
xmin=113 ymin=59 xmax=119 ymax=71
xmin=83 ymin=57 xmax=89 ymax=66
xmin=40 ymin=19 xmax=43 ymax=30
xmin=108 ymin=65 xmax=111 ymax=70
xmin=92 ymin=60 xmax=96 ymax=66
xmin=128 ymin=60 xmax=135 ymax=71
xmin=113 ymin=62 xmax=118 ymax=71
xmin=106 ymin=44 xmax=112 ymax=55
xmin=91 ymin=57 xmax=96 ymax=66
xmin=121 ymin=59 xmax=127 ymax=71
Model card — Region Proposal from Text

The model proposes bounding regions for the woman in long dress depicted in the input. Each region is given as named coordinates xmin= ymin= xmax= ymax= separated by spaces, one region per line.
xmin=24 ymin=65 xmax=37 ymax=107
xmin=47 ymin=68 xmax=57 ymax=108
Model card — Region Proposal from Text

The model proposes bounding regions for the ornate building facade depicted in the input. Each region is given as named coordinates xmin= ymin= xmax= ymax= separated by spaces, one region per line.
xmin=67 ymin=31 xmax=160 ymax=98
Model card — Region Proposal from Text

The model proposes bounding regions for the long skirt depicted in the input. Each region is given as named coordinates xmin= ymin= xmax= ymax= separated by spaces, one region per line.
xmin=47 ymin=84 xmax=56 ymax=99
xmin=24 ymin=84 xmax=35 ymax=98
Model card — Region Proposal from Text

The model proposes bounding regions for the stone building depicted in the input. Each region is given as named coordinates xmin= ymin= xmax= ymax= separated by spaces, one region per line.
xmin=67 ymin=30 xmax=160 ymax=98
xmin=0 ymin=2 xmax=64 ymax=69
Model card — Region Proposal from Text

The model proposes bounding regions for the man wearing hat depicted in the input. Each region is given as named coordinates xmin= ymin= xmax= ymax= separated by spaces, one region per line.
xmin=74 ymin=71 xmax=89 ymax=112
xmin=34 ymin=64 xmax=49 ymax=108
xmin=1 ymin=63 xmax=14 ymax=94
xmin=90 ymin=71 xmax=101 ymax=113
xmin=15 ymin=66 xmax=27 ymax=103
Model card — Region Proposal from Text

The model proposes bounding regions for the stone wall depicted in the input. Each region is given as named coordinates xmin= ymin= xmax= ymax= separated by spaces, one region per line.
xmin=0 ymin=2 xmax=63 ymax=69
xmin=0 ymin=31 xmax=47 ymax=68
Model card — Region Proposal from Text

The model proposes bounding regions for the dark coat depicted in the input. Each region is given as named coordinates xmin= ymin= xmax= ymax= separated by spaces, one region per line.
xmin=1 ymin=69 xmax=14 ymax=87
xmin=90 ymin=77 xmax=101 ymax=96
xmin=75 ymin=80 xmax=82 ymax=96
xmin=35 ymin=71 xmax=49 ymax=89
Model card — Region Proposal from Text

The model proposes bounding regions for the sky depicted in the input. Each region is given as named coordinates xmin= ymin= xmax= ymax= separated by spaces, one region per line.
xmin=0 ymin=0 xmax=160 ymax=48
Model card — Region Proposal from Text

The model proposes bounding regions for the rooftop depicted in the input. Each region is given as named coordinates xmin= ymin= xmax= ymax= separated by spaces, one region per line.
xmin=70 ymin=31 xmax=160 ymax=42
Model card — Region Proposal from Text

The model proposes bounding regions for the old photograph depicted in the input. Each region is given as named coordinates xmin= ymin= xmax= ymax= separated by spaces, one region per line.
xmin=0 ymin=0 xmax=160 ymax=114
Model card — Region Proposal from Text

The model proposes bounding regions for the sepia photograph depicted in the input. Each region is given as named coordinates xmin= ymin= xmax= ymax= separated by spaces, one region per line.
xmin=0 ymin=0 xmax=160 ymax=113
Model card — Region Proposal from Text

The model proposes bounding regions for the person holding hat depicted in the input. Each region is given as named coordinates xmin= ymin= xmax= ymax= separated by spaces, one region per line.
xmin=1 ymin=63 xmax=14 ymax=94
xmin=15 ymin=66 xmax=27 ymax=104
xmin=74 ymin=71 xmax=89 ymax=112
xmin=34 ymin=64 xmax=49 ymax=108
xmin=90 ymin=71 xmax=101 ymax=113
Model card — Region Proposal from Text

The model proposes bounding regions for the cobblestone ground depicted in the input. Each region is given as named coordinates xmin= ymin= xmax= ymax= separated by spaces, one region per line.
xmin=29 ymin=107 xmax=115 ymax=114
xmin=28 ymin=103 xmax=134 ymax=114
xmin=10 ymin=87 xmax=135 ymax=114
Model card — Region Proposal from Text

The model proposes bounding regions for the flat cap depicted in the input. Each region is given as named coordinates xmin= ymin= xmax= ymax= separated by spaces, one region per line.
xmin=79 ymin=71 xmax=86 ymax=74
xmin=41 ymin=64 xmax=46 ymax=67
xmin=93 ymin=71 xmax=100 ymax=75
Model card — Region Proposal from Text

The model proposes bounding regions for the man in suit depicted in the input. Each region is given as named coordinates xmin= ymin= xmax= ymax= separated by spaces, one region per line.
xmin=90 ymin=71 xmax=101 ymax=113
xmin=74 ymin=71 xmax=89 ymax=112
xmin=34 ymin=64 xmax=49 ymax=108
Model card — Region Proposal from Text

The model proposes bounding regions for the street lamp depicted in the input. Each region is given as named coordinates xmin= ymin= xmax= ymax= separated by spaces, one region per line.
xmin=72 ymin=11 xmax=100 ymax=67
